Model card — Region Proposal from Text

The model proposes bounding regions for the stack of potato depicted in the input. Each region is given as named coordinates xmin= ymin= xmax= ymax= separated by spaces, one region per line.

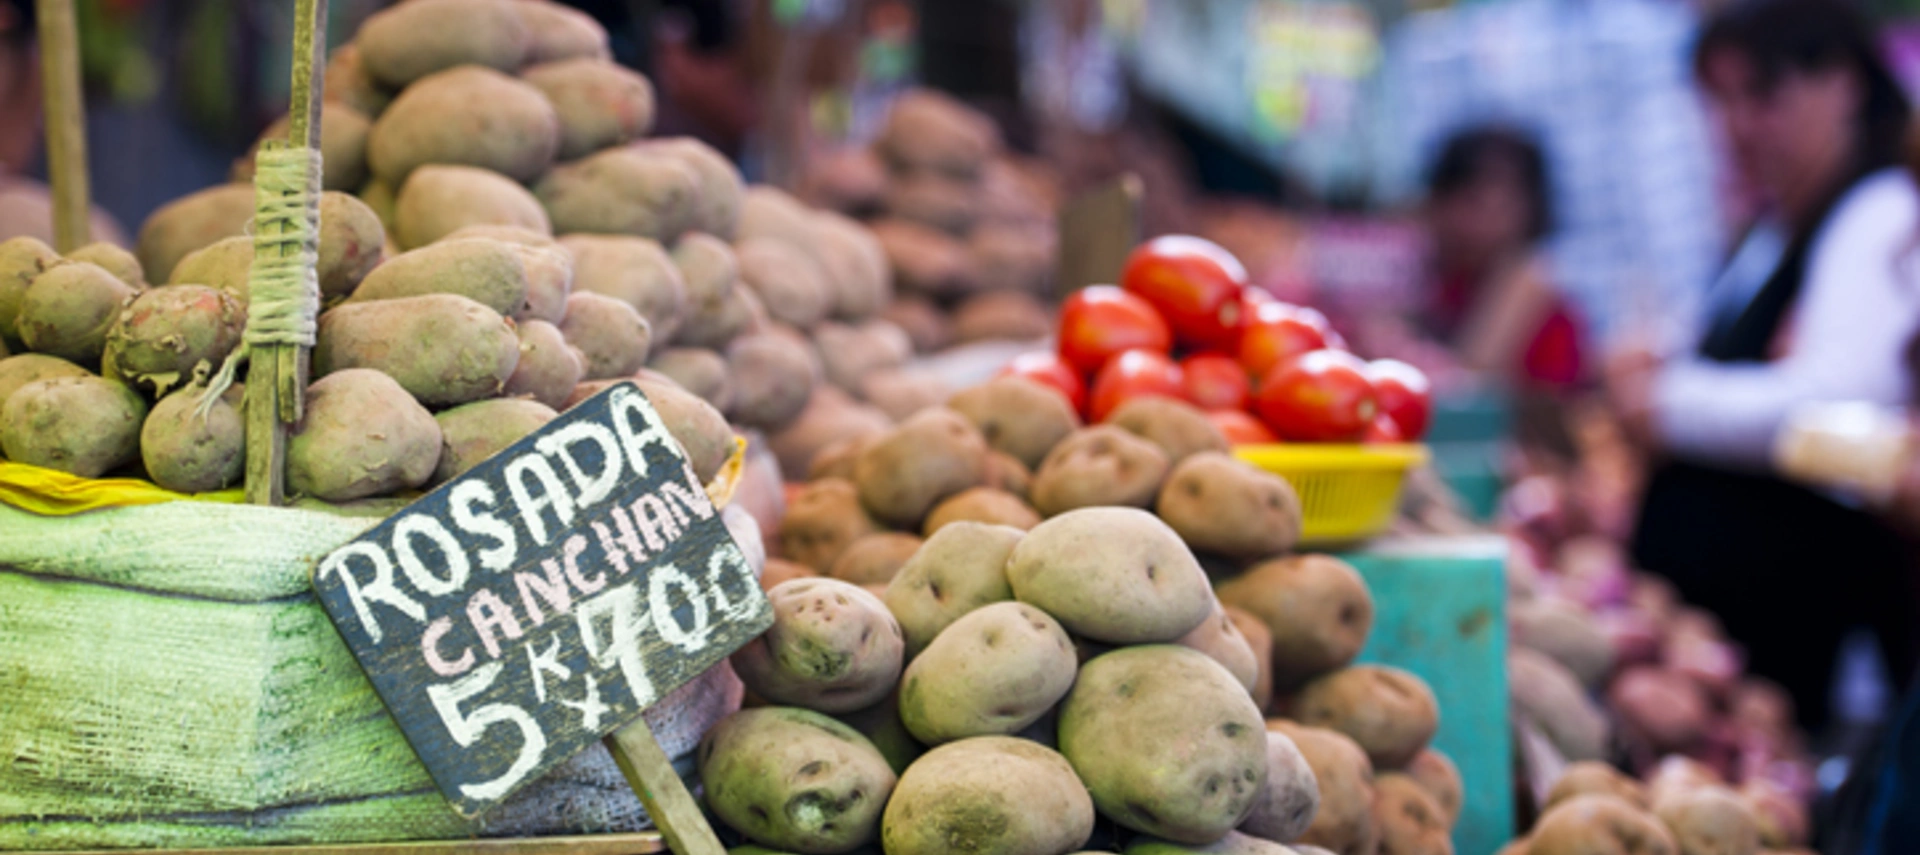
xmin=1502 ymin=757 xmax=1808 ymax=855
xmin=705 ymin=373 xmax=1461 ymax=854
xmin=801 ymin=89 xmax=1062 ymax=355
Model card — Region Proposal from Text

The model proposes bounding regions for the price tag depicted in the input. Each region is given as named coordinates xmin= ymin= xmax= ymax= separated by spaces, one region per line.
xmin=313 ymin=382 xmax=773 ymax=819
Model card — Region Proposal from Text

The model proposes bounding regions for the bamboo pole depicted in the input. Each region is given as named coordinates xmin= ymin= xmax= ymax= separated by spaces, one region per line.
xmin=34 ymin=0 xmax=90 ymax=251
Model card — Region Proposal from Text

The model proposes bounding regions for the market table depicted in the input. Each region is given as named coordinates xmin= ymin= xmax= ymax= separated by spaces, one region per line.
xmin=1343 ymin=534 xmax=1512 ymax=855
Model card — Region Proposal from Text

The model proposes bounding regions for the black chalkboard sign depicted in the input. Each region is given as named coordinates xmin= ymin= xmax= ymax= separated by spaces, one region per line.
xmin=313 ymin=382 xmax=773 ymax=820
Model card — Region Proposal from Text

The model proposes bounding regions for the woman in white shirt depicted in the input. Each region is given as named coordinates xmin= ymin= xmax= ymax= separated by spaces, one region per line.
xmin=1613 ymin=0 xmax=1919 ymax=735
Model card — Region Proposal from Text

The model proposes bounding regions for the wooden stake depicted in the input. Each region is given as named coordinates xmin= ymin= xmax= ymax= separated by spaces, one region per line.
xmin=35 ymin=0 xmax=90 ymax=252
xmin=604 ymin=722 xmax=727 ymax=855
xmin=244 ymin=0 xmax=326 ymax=506
xmin=27 ymin=833 xmax=667 ymax=855
xmin=1055 ymin=173 xmax=1143 ymax=295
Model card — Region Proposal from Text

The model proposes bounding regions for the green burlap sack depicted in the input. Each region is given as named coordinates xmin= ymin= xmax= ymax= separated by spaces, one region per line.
xmin=0 ymin=502 xmax=741 ymax=849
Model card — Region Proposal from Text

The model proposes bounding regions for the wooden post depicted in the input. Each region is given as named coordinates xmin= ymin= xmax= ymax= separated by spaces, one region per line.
xmin=35 ymin=0 xmax=90 ymax=251
xmin=605 ymin=724 xmax=728 ymax=855
xmin=1055 ymin=173 xmax=1142 ymax=294
xmin=244 ymin=0 xmax=326 ymax=506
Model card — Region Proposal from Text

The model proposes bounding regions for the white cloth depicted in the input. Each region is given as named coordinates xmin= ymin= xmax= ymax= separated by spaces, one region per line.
xmin=1655 ymin=168 xmax=1920 ymax=469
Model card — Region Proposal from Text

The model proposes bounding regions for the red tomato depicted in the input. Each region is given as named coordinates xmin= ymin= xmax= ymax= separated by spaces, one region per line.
xmin=1238 ymin=300 xmax=1333 ymax=381
xmin=1089 ymin=349 xmax=1184 ymax=423
xmin=1120 ymin=235 xmax=1249 ymax=352
xmin=1180 ymin=354 xmax=1252 ymax=411
xmin=1056 ymin=285 xmax=1172 ymax=375
xmin=1208 ymin=409 xmax=1279 ymax=445
xmin=1253 ymin=349 xmax=1378 ymax=442
xmin=1367 ymin=359 xmax=1434 ymax=441
xmin=1363 ymin=413 xmax=1405 ymax=444
xmin=999 ymin=350 xmax=1088 ymax=414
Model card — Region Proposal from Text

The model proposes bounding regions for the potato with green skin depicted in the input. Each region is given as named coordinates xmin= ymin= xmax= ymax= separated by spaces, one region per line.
xmin=431 ymin=398 xmax=557 ymax=484
xmin=1029 ymin=426 xmax=1169 ymax=516
xmin=524 ymin=59 xmax=656 ymax=161
xmin=1529 ymin=795 xmax=1677 ymax=855
xmin=368 ymin=66 xmax=559 ymax=185
xmin=633 ymin=376 xmax=733 ymax=484
xmin=923 ymin=487 xmax=1040 ymax=534
xmin=834 ymin=690 xmax=923 ymax=776
xmin=0 ymin=236 xmax=58 ymax=348
xmin=1157 ymin=452 xmax=1302 ymax=561
xmin=1372 ymin=774 xmax=1454 ymax=855
xmin=168 ymin=192 xmax=386 ymax=304
xmin=559 ymin=291 xmax=652 ymax=379
xmin=1293 ymin=665 xmax=1440 ymax=771
xmin=1404 ymin=749 xmax=1464 ymax=826
xmin=1110 ymin=396 xmax=1231 ymax=463
xmin=516 ymin=0 xmax=610 ymax=63
xmin=635 ymin=138 xmax=746 ymax=239
xmin=731 ymin=578 xmax=904 ymax=714
xmin=1241 ymin=730 xmax=1321 ymax=844
xmin=17 ymin=262 xmax=139 ymax=367
xmin=289 ymin=369 xmax=441 ymax=501
xmin=1217 ymin=555 xmax=1375 ymax=690
xmin=882 ymin=736 xmax=1094 ymax=855
xmin=829 ymin=533 xmax=924 ymax=587
xmin=142 ymin=383 xmax=245 ymax=492
xmin=0 ymin=354 xmax=90 ymax=413
xmin=853 ymin=408 xmax=988 ymax=528
xmin=700 ymin=706 xmax=895 ymax=854
xmin=1179 ymin=601 xmax=1261 ymax=696
xmin=393 ymin=165 xmax=550 ymax=250
xmin=737 ymin=238 xmax=832 ymax=330
xmin=314 ymin=294 xmax=520 ymax=407
xmin=1060 ymin=645 xmax=1268 ymax=842
xmin=439 ymin=225 xmax=572 ymax=323
xmin=537 ymin=146 xmax=698 ymax=239
xmin=65 ymin=243 xmax=144 ymax=288
xmin=354 ymin=0 xmax=528 ymax=88
xmin=884 ymin=522 xmax=1022 ymax=658
xmin=1008 ymin=507 xmax=1212 ymax=645
xmin=948 ymin=376 xmax=1080 ymax=470
xmin=1266 ymin=721 xmax=1378 ymax=855
xmin=779 ymin=478 xmax=882 ymax=572
xmin=502 ymin=319 xmax=584 ymax=409
xmin=236 ymin=102 xmax=373 ymax=192
xmin=350 ymin=237 xmax=531 ymax=316
xmin=729 ymin=331 xmax=822 ymax=431
xmin=1 ymin=376 xmax=146 ymax=477
xmin=560 ymin=234 xmax=687 ymax=340
xmin=102 ymin=285 xmax=245 ymax=396
xmin=137 ymin=183 xmax=253 ymax=288
xmin=1125 ymin=832 xmax=1298 ymax=855
xmin=898 ymin=602 xmax=1076 ymax=744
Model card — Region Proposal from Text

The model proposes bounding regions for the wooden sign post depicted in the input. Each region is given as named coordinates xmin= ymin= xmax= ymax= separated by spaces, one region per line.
xmin=35 ymin=0 xmax=90 ymax=251
xmin=1055 ymin=172 xmax=1143 ymax=294
xmin=314 ymin=383 xmax=772 ymax=853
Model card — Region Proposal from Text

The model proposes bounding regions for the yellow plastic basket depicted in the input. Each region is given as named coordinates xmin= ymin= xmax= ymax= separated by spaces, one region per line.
xmin=1233 ymin=443 xmax=1430 ymax=548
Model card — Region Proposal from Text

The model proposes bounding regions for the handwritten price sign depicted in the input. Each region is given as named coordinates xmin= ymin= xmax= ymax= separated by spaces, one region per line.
xmin=313 ymin=382 xmax=772 ymax=819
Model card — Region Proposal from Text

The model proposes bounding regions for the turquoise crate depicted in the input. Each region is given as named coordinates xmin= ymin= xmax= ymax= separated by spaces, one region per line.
xmin=1429 ymin=441 xmax=1506 ymax=521
xmin=1343 ymin=535 xmax=1513 ymax=855
xmin=1427 ymin=390 xmax=1512 ymax=445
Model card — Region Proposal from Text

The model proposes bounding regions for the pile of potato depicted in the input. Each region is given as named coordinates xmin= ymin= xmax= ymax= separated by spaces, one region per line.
xmin=800 ymin=89 xmax=1062 ymax=355
xmin=1503 ymin=757 xmax=1809 ymax=855
xmin=698 ymin=372 xmax=1462 ymax=854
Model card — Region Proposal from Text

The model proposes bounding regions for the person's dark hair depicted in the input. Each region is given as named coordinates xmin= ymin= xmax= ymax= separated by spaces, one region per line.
xmin=1425 ymin=126 xmax=1554 ymax=241
xmin=0 ymin=0 xmax=32 ymax=48
xmin=1695 ymin=0 xmax=1910 ymax=175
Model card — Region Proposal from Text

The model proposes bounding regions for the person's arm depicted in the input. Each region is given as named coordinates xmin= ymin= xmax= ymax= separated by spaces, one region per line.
xmin=1454 ymin=254 xmax=1559 ymax=379
xmin=1651 ymin=175 xmax=1920 ymax=469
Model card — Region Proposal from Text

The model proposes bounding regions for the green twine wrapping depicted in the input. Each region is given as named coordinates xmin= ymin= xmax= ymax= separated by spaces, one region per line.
xmin=197 ymin=142 xmax=323 ymax=419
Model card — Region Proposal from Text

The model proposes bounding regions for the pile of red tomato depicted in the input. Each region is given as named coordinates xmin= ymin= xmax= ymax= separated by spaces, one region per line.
xmin=1001 ymin=235 xmax=1432 ymax=445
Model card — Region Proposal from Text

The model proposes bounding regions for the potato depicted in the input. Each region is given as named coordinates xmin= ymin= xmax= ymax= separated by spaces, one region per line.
xmin=237 ymin=102 xmax=372 ymax=192
xmin=515 ymin=0 xmax=611 ymax=63
xmin=768 ymin=388 xmax=892 ymax=478
xmin=355 ymin=0 xmax=528 ymax=88
xmin=1738 ymin=781 xmax=1806 ymax=849
xmin=880 ymin=297 xmax=951 ymax=354
xmin=392 ymin=165 xmax=549 ymax=250
xmin=1372 ymin=774 xmax=1454 ymax=855
xmin=1403 ymin=749 xmax=1463 ymax=826
xmin=809 ymin=322 xmax=901 ymax=392
xmin=523 ymin=59 xmax=655 ymax=160
xmin=780 ymin=479 xmax=883 ymax=572
xmin=948 ymin=376 xmax=1080 ymax=470
xmin=0 ymin=354 xmax=90 ymax=414
xmin=671 ymin=232 xmax=737 ymax=310
xmin=923 ymin=486 xmax=1040 ymax=534
xmin=1008 ymin=507 xmax=1211 ymax=644
xmin=813 ymin=212 xmax=891 ymax=320
xmin=876 ymin=89 xmax=999 ymax=180
xmin=737 ymin=238 xmax=832 ymax=330
xmin=642 ymin=347 xmax=729 ymax=412
xmin=883 ymin=521 xmax=1021 ymax=656
xmin=559 ymin=291 xmax=652 ymax=379
xmin=1125 ymin=832 xmax=1298 ymax=854
xmin=536 ymin=146 xmax=697 ymax=239
xmin=1226 ymin=606 xmax=1276 ymax=711
xmin=137 ymin=183 xmax=254 ymax=286
xmin=1 ymin=375 xmax=146 ymax=477
xmin=430 ymin=398 xmax=557 ymax=484
xmin=0 ymin=236 xmax=59 ymax=348
xmin=829 ymin=533 xmax=924 ymax=587
xmin=801 ymin=146 xmax=888 ymax=214
xmin=101 ymin=285 xmax=245 ymax=396
xmin=884 ymin=170 xmax=979 ymax=235
xmin=314 ymin=294 xmax=520 ymax=407
xmin=1110 ymin=396 xmax=1231 ymax=463
xmin=635 ymin=138 xmax=746 ymax=239
xmin=1609 ymin=667 xmax=1710 ymax=752
xmin=857 ymin=367 xmax=949 ymax=423
xmin=853 ymin=407 xmax=988 ymax=528
xmin=809 ymin=436 xmax=869 ymax=482
xmin=953 ymin=290 xmax=1051 ymax=343
xmin=1547 ymin=762 xmax=1649 ymax=812
xmin=321 ymin=191 xmax=390 ymax=302
xmin=1060 ymin=645 xmax=1268 ymax=842
xmin=322 ymin=44 xmax=393 ymax=118
xmin=369 ymin=66 xmax=559 ymax=185
xmin=834 ymin=690 xmax=924 ymax=776
xmin=165 ymin=236 xmax=251 ymax=299
xmin=1266 ymin=721 xmax=1378 ymax=855
xmin=1529 ymin=795 xmax=1677 ymax=855
xmin=358 ymin=176 xmax=398 ymax=229
xmin=1217 ymin=555 xmax=1374 ymax=690
xmin=882 ymin=736 xmax=1093 ymax=855
xmin=1510 ymin=649 xmax=1611 ymax=762
xmin=969 ymin=223 xmax=1054 ymax=296
xmin=141 ymin=383 xmax=245 ymax=492
xmin=738 ymin=184 xmax=822 ymax=251
xmin=984 ymin=450 xmax=1032 ymax=497
xmin=1239 ymin=729 xmax=1321 ymax=844
xmin=1029 ymin=425 xmax=1170 ymax=516
xmin=65 ymin=242 xmax=144 ymax=288
xmin=1648 ymin=758 xmax=1724 ymax=805
xmin=632 ymin=376 xmax=734 ymax=484
xmin=699 ymin=706 xmax=896 ymax=854
xmin=499 ymin=319 xmax=584 ymax=409
xmin=560 ymin=234 xmax=688 ymax=340
xmin=869 ymin=218 xmax=978 ymax=298
xmin=1293 ymin=665 xmax=1438 ymax=771
xmin=1653 ymin=788 xmax=1760 ymax=855
xmin=763 ymin=558 xmax=818 ymax=592
xmin=17 ymin=262 xmax=139 ymax=366
xmin=350 ymin=237 xmax=531 ymax=316
xmin=1514 ymin=598 xmax=1615 ymax=689
xmin=729 ymin=330 xmax=821 ymax=430
xmin=731 ymin=578 xmax=904 ymax=713
xmin=1178 ymin=602 xmax=1261 ymax=696
xmin=899 ymin=602 xmax=1076 ymax=744
xmin=1156 ymin=452 xmax=1302 ymax=561
xmin=288 ymin=369 xmax=441 ymax=501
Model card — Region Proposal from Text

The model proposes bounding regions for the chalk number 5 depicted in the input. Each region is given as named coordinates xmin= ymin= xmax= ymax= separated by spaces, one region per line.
xmin=427 ymin=660 xmax=548 ymax=802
